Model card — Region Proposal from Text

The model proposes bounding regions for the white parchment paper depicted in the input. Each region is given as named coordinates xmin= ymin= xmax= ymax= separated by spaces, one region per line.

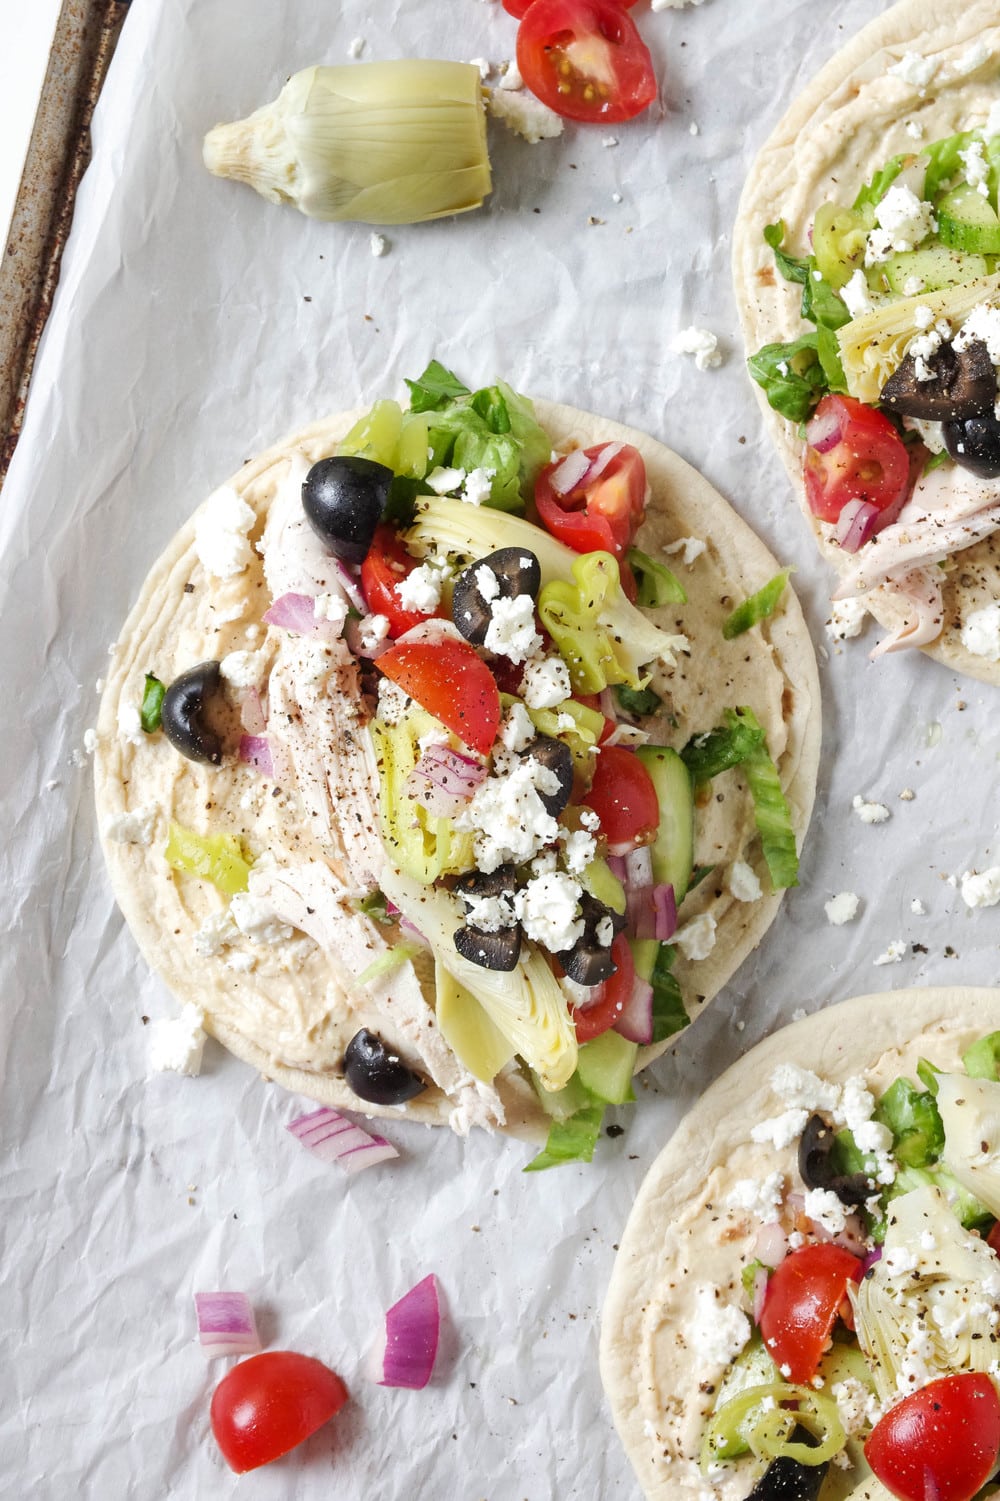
xmin=3 ymin=1 xmax=1000 ymax=1495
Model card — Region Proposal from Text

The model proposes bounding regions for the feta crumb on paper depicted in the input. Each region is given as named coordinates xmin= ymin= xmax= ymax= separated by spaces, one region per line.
xmin=911 ymin=897 xmax=926 ymax=914
xmin=651 ymin=0 xmax=707 ymax=9
xmin=497 ymin=60 xmax=522 ymax=91
xmin=826 ymin=892 xmax=860 ymax=926
xmin=370 ymin=233 xmax=388 ymax=257
xmin=602 ymin=135 xmax=618 ymax=148
xmin=670 ymin=325 xmax=723 ymax=370
xmin=348 ymin=36 xmax=365 ymax=59
xmin=826 ymin=597 xmax=869 ymax=641
xmin=961 ymin=868 xmax=1000 ymax=909
xmin=149 ymin=1004 xmax=206 ymax=1076
xmin=874 ymin=939 xmax=906 ymax=966
xmin=853 ymin=795 xmax=890 ymax=824
xmin=468 ymin=56 xmax=491 ymax=81
xmin=488 ymin=88 xmax=564 ymax=143
xmin=960 ymin=602 xmax=1000 ymax=660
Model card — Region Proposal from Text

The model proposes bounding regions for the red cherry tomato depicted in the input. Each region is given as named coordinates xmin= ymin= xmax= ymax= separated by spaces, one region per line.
xmin=803 ymin=394 xmax=910 ymax=525
xmin=988 ymin=1220 xmax=1000 ymax=1255
xmin=758 ymin=1243 xmax=863 ymax=1383
xmin=534 ymin=443 xmax=647 ymax=558
xmin=864 ymin=1374 xmax=1000 ymax=1501
xmin=572 ymin=932 xmax=635 ymax=1041
xmin=581 ymin=743 xmax=660 ymax=849
xmin=360 ymin=524 xmax=446 ymax=638
xmin=210 ymin=1351 xmax=348 ymax=1474
xmin=516 ymin=0 xmax=657 ymax=124
xmin=573 ymin=693 xmax=616 ymax=744
xmin=376 ymin=639 xmax=501 ymax=754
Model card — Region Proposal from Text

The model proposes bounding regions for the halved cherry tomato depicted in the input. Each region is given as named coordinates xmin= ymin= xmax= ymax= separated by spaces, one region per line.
xmin=517 ymin=0 xmax=657 ymax=124
xmin=580 ymin=743 xmax=660 ymax=849
xmin=803 ymin=394 xmax=910 ymax=525
xmin=864 ymin=1373 xmax=1000 ymax=1501
xmin=572 ymin=932 xmax=635 ymax=1041
xmin=758 ymin=1243 xmax=863 ymax=1383
xmin=210 ymin=1351 xmax=348 ymax=1474
xmin=534 ymin=443 xmax=647 ymax=558
xmin=376 ymin=639 xmax=501 ymax=754
xmin=360 ymin=524 xmax=445 ymax=638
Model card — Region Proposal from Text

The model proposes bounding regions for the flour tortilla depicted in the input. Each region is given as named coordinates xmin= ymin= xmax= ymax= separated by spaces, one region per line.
xmin=95 ymin=399 xmax=820 ymax=1133
xmin=600 ymin=986 xmax=1000 ymax=1500
xmin=733 ymin=0 xmax=1000 ymax=682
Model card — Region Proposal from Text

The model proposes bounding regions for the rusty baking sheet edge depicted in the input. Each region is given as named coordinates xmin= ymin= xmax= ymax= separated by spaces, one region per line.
xmin=0 ymin=0 xmax=131 ymax=489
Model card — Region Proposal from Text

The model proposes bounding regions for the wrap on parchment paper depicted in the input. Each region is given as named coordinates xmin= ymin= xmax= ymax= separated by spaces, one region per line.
xmin=734 ymin=0 xmax=1000 ymax=681
xmin=94 ymin=397 xmax=820 ymax=1138
xmin=600 ymin=985 xmax=1000 ymax=1500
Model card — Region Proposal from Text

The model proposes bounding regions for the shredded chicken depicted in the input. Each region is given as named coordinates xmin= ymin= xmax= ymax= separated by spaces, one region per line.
xmin=869 ymin=568 xmax=945 ymax=656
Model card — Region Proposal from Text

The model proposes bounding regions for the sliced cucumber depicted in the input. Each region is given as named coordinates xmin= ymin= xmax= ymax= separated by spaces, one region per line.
xmin=435 ymin=961 xmax=516 ymax=1083
xmin=881 ymin=244 xmax=990 ymax=294
xmin=575 ymin=1030 xmax=637 ymax=1104
xmin=531 ymin=1068 xmax=594 ymax=1122
xmin=936 ymin=183 xmax=1000 ymax=255
xmin=636 ymin=745 xmax=695 ymax=900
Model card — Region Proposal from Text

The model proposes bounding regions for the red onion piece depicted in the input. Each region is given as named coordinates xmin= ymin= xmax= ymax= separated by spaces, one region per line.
xmin=861 ymin=1246 xmax=883 ymax=1275
xmin=624 ymin=846 xmax=654 ymax=889
xmin=548 ymin=447 xmax=593 ymax=496
xmin=752 ymin=1266 xmax=769 ymax=1325
xmin=653 ymin=883 xmax=677 ymax=941
xmin=613 ymin=975 xmax=654 ymax=1044
xmin=835 ymin=499 xmax=881 ymax=553
xmin=805 ymin=405 xmax=844 ymax=455
xmin=832 ymin=1216 xmax=869 ymax=1258
xmin=752 ymin=1220 xmax=788 ymax=1268
xmin=240 ymin=686 xmax=267 ymax=735
xmin=377 ymin=1274 xmax=441 ymax=1390
xmin=626 ymin=885 xmax=656 ymax=940
xmin=263 ymin=592 xmax=344 ymax=641
xmin=287 ymin=1107 xmax=399 ymax=1174
xmin=406 ymin=744 xmax=486 ymax=816
xmin=332 ymin=559 xmax=366 ymax=614
xmin=194 ymin=1292 xmax=261 ymax=1360
xmin=238 ymin=734 xmax=273 ymax=779
xmin=606 ymin=855 xmax=628 ymax=883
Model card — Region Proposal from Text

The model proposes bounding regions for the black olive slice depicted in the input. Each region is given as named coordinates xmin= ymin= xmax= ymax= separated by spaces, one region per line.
xmin=745 ymin=1427 xmax=828 ymax=1500
xmin=557 ymin=893 xmax=625 ymax=986
xmin=880 ymin=338 xmax=996 ymax=422
xmin=519 ymin=736 xmax=574 ymax=816
xmin=453 ymin=922 xmax=522 ymax=971
xmin=301 ymin=455 xmax=393 ymax=563
xmin=343 ymin=1027 xmax=427 ymax=1106
xmin=161 ymin=660 xmax=225 ymax=764
xmin=942 ymin=408 xmax=1000 ymax=479
xmin=797 ymin=1113 xmax=872 ymax=1207
xmin=452 ymin=863 xmax=517 ymax=908
xmin=451 ymin=546 xmax=542 ymax=646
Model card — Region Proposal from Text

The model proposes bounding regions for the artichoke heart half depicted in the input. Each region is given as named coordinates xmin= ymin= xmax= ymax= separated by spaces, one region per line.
xmin=203 ymin=60 xmax=491 ymax=225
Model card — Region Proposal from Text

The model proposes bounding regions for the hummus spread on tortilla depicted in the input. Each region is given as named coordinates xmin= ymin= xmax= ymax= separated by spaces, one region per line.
xmin=734 ymin=0 xmax=1000 ymax=680
xmin=601 ymin=987 xmax=1000 ymax=1499
xmin=94 ymin=370 xmax=819 ymax=1150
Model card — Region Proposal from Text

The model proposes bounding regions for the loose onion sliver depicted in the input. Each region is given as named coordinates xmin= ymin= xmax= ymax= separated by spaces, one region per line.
xmin=194 ymin=1292 xmax=261 ymax=1360
xmin=806 ymin=405 xmax=844 ymax=454
xmin=378 ymin=1274 xmax=441 ymax=1390
xmin=287 ymin=1107 xmax=398 ymax=1175
xmin=332 ymin=559 xmax=366 ymax=614
xmin=835 ymin=499 xmax=881 ymax=553
xmin=752 ymin=1220 xmax=788 ymax=1268
xmin=240 ymin=686 xmax=267 ymax=735
xmin=624 ymin=846 xmax=653 ymax=889
xmin=613 ymin=975 xmax=653 ymax=1044
xmin=238 ymin=734 xmax=273 ymax=779
xmin=653 ymin=883 xmax=677 ymax=941
xmin=548 ymin=447 xmax=593 ymax=496
xmin=264 ymin=592 xmax=343 ymax=642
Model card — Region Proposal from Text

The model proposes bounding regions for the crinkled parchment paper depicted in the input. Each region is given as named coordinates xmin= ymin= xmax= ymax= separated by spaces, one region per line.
xmin=3 ymin=0 xmax=1000 ymax=1495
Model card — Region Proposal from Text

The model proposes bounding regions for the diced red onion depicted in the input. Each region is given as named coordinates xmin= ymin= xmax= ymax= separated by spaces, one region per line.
xmin=832 ymin=1216 xmax=869 ymax=1258
xmin=238 ymin=734 xmax=273 ymax=779
xmin=332 ymin=559 xmax=366 ymax=614
xmin=653 ymin=883 xmax=677 ymax=941
xmin=861 ymin=1246 xmax=883 ymax=1275
xmin=624 ymin=846 xmax=654 ymax=889
xmin=548 ymin=447 xmax=593 ymax=496
xmin=752 ymin=1220 xmax=788 ymax=1268
xmin=805 ymin=405 xmax=844 ymax=455
xmin=240 ymin=686 xmax=267 ymax=735
xmin=626 ymin=885 xmax=656 ymax=940
xmin=613 ymin=975 xmax=654 ymax=1044
xmin=263 ymin=592 xmax=343 ymax=641
xmin=287 ymin=1107 xmax=399 ymax=1174
xmin=752 ymin=1266 xmax=769 ymax=1325
xmin=406 ymin=744 xmax=486 ymax=816
xmin=194 ymin=1292 xmax=261 ymax=1360
xmin=398 ymin=916 xmax=428 ymax=946
xmin=835 ymin=499 xmax=881 ymax=553
xmin=606 ymin=855 xmax=627 ymax=883
xmin=585 ymin=442 xmax=623 ymax=483
xmin=377 ymin=1274 xmax=441 ymax=1390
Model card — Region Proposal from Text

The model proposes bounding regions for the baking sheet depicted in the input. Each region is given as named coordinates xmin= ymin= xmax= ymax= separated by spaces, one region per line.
xmin=3 ymin=0 xmax=1000 ymax=1494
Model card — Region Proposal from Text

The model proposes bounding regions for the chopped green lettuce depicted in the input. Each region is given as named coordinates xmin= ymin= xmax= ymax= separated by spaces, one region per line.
xmin=722 ymin=569 xmax=792 ymax=640
xmin=763 ymin=220 xmax=810 ymax=284
xmin=403 ymin=359 xmax=471 ymax=411
xmin=615 ymin=683 xmax=662 ymax=717
xmin=140 ymin=673 xmax=166 ymax=733
xmin=627 ymin=546 xmax=687 ymax=608
xmin=852 ymin=153 xmax=906 ymax=212
xmin=525 ymin=1103 xmax=605 ymax=1172
xmin=962 ymin=1031 xmax=1000 ymax=1080
xmin=680 ymin=717 xmax=766 ymax=784
xmin=747 ymin=335 xmax=827 ymax=423
xmin=874 ymin=1078 xmax=944 ymax=1167
xmin=355 ymin=942 xmax=422 ymax=988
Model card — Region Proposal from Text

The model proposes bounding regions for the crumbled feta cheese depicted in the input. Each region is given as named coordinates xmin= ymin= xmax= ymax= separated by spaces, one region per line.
xmin=149 ymin=1003 xmax=206 ymax=1076
xmin=883 ymin=1246 xmax=919 ymax=1277
xmin=103 ymin=807 xmax=157 ymax=846
xmin=725 ymin=1171 xmax=784 ymax=1221
xmin=960 ymin=137 xmax=990 ymax=193
xmin=961 ymin=601 xmax=1000 ymax=660
xmin=370 ymin=232 xmax=388 ymax=257
xmin=728 ymin=861 xmax=762 ymax=902
xmin=579 ymin=808 xmax=600 ymax=832
xmin=562 ymin=828 xmax=597 ymax=875
xmin=602 ymin=135 xmax=618 ymax=148
xmin=515 ymin=871 xmax=584 ymax=950
xmin=457 ymin=757 xmax=559 ymax=871
xmin=803 ymin=1188 xmax=850 ymax=1235
xmin=841 ymin=269 xmax=875 ymax=319
xmin=911 ymin=897 xmax=926 ymax=915
xmin=651 ymin=0 xmax=706 ymax=9
xmin=426 ymin=465 xmax=466 ymax=495
xmin=395 ymin=559 xmax=451 ymax=613
xmin=751 ymin=1109 xmax=810 ymax=1150
xmin=348 ymin=36 xmax=365 ymax=59
xmin=903 ymin=415 xmax=946 ymax=453
xmin=825 ymin=891 xmax=860 ymax=925
xmin=376 ymin=677 xmax=411 ymax=725
xmin=826 ymin=597 xmax=869 ymax=640
xmin=475 ymin=565 xmax=501 ymax=604
xmin=230 ymin=892 xmax=294 ymax=945
xmin=193 ymin=908 xmax=238 ymax=958
xmin=686 ymin=1285 xmax=751 ymax=1367
xmin=117 ymin=701 xmax=145 ymax=746
xmin=953 ymin=40 xmax=991 ymax=77
xmin=955 ymin=304 xmax=1000 ymax=364
xmin=961 ymin=867 xmax=1000 ymax=908
xmin=853 ymin=795 xmax=890 ymax=824
xmin=663 ymin=536 xmax=707 ymax=566
xmin=83 ymin=727 xmax=98 ymax=755
xmin=670 ymin=325 xmax=723 ymax=370
xmin=865 ymin=185 xmax=935 ymax=265
xmin=771 ymin=1063 xmax=840 ymax=1114
xmin=195 ymin=486 xmax=256 ymax=579
xmin=874 ymin=939 xmax=907 ymax=966
xmin=832 ymin=1378 xmax=882 ymax=1437
xmin=498 ymin=59 xmax=522 ymax=91
xmin=689 ymin=121 xmax=699 ymax=136
xmin=522 ymin=655 xmax=571 ymax=710
xmin=905 ymin=119 xmax=924 ymax=141
xmin=464 ymin=892 xmax=517 ymax=931
xmin=484 ymin=595 xmax=543 ymax=663
xmin=499 ymin=701 xmax=536 ymax=753
xmin=595 ymin=915 xmax=615 ymax=947
xmin=461 ymin=466 xmax=495 ymax=505
xmin=488 ymin=87 xmax=564 ymax=143
xmin=887 ymin=52 xmax=938 ymax=90
xmin=314 ymin=592 xmax=349 ymax=628
xmin=673 ymin=912 xmax=717 ymax=961
xmin=220 ymin=647 xmax=270 ymax=693
xmin=359 ymin=613 xmax=391 ymax=654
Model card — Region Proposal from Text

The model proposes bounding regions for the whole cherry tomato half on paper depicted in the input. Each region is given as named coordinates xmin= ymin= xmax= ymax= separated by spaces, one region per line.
xmin=376 ymin=638 xmax=502 ymax=755
xmin=803 ymin=393 xmax=909 ymax=526
xmin=534 ymin=442 xmax=647 ymax=558
xmin=864 ymin=1373 xmax=1000 ymax=1501
xmin=757 ymin=1243 xmax=863 ymax=1383
xmin=210 ymin=1351 xmax=349 ymax=1473
xmin=516 ymin=0 xmax=657 ymax=123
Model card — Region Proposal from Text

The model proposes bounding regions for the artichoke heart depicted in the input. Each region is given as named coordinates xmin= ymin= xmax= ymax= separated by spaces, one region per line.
xmin=203 ymin=61 xmax=491 ymax=225
xmin=851 ymin=1184 xmax=1000 ymax=1406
